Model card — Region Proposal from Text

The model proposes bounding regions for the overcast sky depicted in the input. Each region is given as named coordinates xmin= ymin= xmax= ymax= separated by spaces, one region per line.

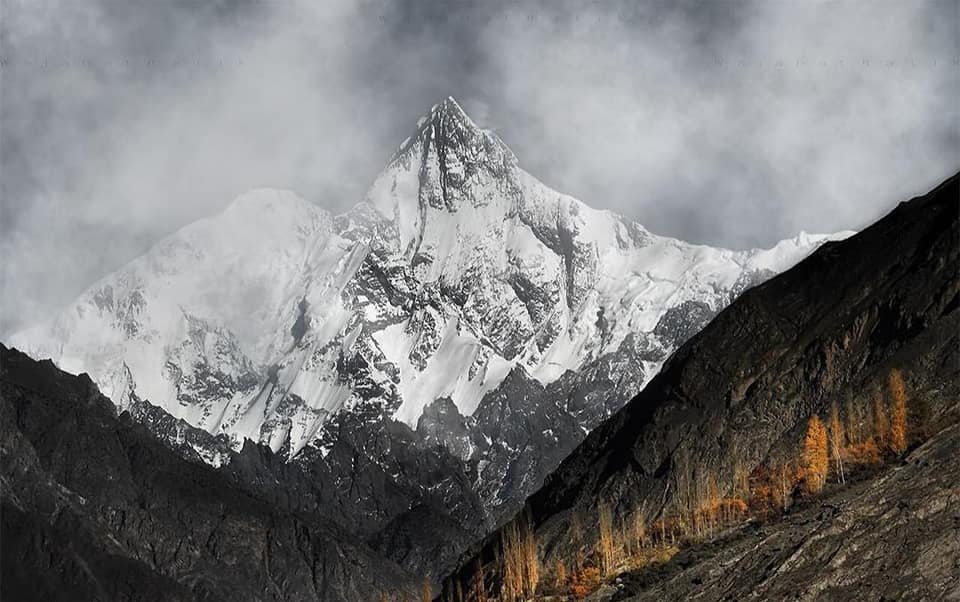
xmin=1 ymin=0 xmax=958 ymax=334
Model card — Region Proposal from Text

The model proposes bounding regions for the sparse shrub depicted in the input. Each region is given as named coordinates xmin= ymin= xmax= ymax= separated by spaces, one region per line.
xmin=571 ymin=566 xmax=601 ymax=600
xmin=841 ymin=438 xmax=883 ymax=466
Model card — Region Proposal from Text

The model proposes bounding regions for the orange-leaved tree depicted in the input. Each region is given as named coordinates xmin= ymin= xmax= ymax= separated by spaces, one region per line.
xmin=598 ymin=502 xmax=616 ymax=576
xmin=554 ymin=559 xmax=567 ymax=590
xmin=801 ymin=415 xmax=829 ymax=494
xmin=500 ymin=515 xmax=539 ymax=602
xmin=888 ymin=368 xmax=908 ymax=454
xmin=472 ymin=559 xmax=487 ymax=602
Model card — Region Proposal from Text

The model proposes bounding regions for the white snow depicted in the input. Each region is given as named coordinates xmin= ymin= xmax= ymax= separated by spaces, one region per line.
xmin=8 ymin=103 xmax=856 ymax=459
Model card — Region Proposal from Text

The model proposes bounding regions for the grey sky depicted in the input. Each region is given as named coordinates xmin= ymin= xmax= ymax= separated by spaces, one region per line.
xmin=1 ymin=0 xmax=958 ymax=334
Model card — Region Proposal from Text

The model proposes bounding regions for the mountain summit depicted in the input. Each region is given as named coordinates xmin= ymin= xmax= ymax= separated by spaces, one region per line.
xmin=371 ymin=95 xmax=522 ymax=261
xmin=7 ymin=100 xmax=851 ymax=566
xmin=397 ymin=96 xmax=488 ymax=155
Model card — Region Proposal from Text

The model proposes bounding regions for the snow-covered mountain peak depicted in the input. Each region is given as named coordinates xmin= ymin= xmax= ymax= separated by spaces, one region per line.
xmin=368 ymin=97 xmax=524 ymax=264
xmin=420 ymin=96 xmax=476 ymax=133
xmin=391 ymin=96 xmax=493 ymax=162
xmin=9 ymin=100 xmax=853 ymax=461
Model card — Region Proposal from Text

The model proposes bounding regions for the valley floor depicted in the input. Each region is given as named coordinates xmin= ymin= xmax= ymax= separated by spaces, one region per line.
xmin=589 ymin=422 xmax=960 ymax=602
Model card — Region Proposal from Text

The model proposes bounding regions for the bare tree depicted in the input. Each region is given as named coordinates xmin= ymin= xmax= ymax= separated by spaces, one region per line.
xmin=829 ymin=401 xmax=846 ymax=484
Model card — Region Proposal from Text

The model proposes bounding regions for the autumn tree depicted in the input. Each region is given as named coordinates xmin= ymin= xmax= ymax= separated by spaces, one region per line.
xmin=802 ymin=415 xmax=829 ymax=494
xmin=888 ymin=368 xmax=908 ymax=454
xmin=522 ymin=514 xmax=539 ymax=595
xmin=570 ymin=511 xmax=584 ymax=572
xmin=706 ymin=475 xmax=721 ymax=530
xmin=500 ymin=514 xmax=539 ymax=601
xmin=472 ymin=560 xmax=487 ymax=602
xmin=672 ymin=450 xmax=700 ymax=538
xmin=502 ymin=523 xmax=521 ymax=601
xmin=631 ymin=504 xmax=648 ymax=551
xmin=554 ymin=559 xmax=567 ymax=590
xmin=620 ymin=517 xmax=632 ymax=557
xmin=657 ymin=512 xmax=668 ymax=547
xmin=598 ymin=502 xmax=617 ymax=575
xmin=828 ymin=401 xmax=845 ymax=484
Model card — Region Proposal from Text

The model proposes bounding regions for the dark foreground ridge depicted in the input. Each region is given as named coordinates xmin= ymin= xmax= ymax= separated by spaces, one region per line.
xmin=0 ymin=344 xmax=416 ymax=601
xmin=442 ymin=173 xmax=960 ymax=600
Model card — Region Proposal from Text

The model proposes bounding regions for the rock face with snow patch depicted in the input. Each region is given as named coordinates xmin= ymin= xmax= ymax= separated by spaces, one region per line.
xmin=8 ymin=97 xmax=849 ymax=575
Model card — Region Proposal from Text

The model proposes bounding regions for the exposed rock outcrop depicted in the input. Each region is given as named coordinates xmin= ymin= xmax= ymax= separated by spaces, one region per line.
xmin=0 ymin=345 xmax=417 ymax=602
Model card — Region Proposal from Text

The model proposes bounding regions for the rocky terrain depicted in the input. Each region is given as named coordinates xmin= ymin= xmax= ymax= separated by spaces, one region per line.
xmin=442 ymin=172 xmax=960 ymax=599
xmin=0 ymin=343 xmax=418 ymax=601
xmin=603 ymin=421 xmax=960 ymax=601
xmin=6 ymin=98 xmax=845 ymax=578
xmin=2 ymin=165 xmax=955 ymax=602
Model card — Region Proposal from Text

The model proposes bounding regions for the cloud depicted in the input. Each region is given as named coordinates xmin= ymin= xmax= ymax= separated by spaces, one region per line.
xmin=472 ymin=0 xmax=959 ymax=246
xmin=1 ymin=0 xmax=957 ymax=333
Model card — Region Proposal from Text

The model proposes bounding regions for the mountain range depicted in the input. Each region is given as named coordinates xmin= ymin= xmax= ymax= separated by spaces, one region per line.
xmin=4 ymin=173 xmax=955 ymax=601
xmin=8 ymin=99 xmax=951 ymax=602
xmin=6 ymin=98 xmax=849 ymax=579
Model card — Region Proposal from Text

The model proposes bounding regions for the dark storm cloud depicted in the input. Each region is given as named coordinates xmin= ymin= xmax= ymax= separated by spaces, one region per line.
xmin=1 ymin=0 xmax=958 ymax=334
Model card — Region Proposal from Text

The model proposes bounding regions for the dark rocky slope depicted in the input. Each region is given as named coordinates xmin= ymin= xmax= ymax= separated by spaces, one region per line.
xmin=604 ymin=421 xmax=960 ymax=601
xmin=0 ymin=345 xmax=417 ymax=602
xmin=443 ymin=172 xmax=960 ymax=598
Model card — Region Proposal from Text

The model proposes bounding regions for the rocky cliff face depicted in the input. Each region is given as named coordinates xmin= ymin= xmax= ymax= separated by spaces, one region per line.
xmin=7 ymin=98 xmax=848 ymax=577
xmin=442 ymin=173 xmax=960 ymax=598
xmin=0 ymin=344 xmax=417 ymax=602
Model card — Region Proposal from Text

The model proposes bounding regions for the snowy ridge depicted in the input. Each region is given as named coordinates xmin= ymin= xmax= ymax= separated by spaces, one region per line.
xmin=9 ymin=97 xmax=853 ymax=459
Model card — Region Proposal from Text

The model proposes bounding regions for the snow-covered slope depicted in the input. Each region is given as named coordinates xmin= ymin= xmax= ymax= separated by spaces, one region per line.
xmin=9 ymin=97 xmax=852 ymax=461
